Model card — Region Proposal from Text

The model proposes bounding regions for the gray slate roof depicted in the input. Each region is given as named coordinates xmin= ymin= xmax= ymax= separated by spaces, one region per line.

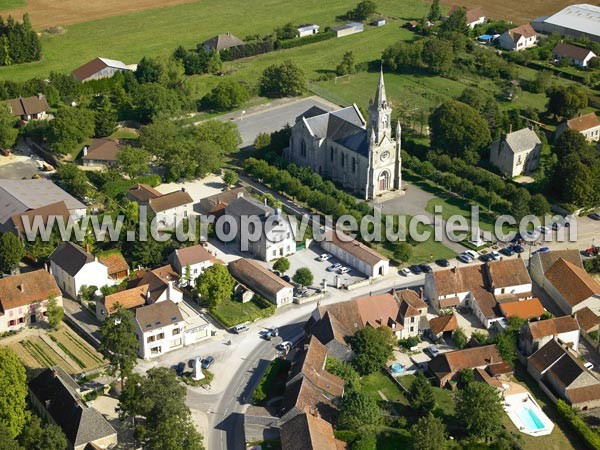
xmin=302 ymin=105 xmax=369 ymax=157
xmin=135 ymin=300 xmax=183 ymax=331
xmin=225 ymin=196 xmax=273 ymax=218
xmin=0 ymin=179 xmax=85 ymax=225
xmin=500 ymin=128 xmax=541 ymax=154
xmin=29 ymin=366 xmax=117 ymax=448
xmin=49 ymin=241 xmax=95 ymax=276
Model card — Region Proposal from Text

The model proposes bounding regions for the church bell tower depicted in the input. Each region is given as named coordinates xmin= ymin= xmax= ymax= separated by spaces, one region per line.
xmin=368 ymin=66 xmax=393 ymax=145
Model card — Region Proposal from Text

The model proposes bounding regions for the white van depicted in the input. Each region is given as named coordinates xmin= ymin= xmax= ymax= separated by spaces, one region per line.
xmin=233 ymin=323 xmax=250 ymax=334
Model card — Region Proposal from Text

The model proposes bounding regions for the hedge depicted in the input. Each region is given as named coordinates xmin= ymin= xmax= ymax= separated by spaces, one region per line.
xmin=556 ymin=399 xmax=600 ymax=450
xmin=277 ymin=30 xmax=336 ymax=49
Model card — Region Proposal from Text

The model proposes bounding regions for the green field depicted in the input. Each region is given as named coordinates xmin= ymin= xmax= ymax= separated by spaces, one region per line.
xmin=0 ymin=0 xmax=25 ymax=11
xmin=0 ymin=0 xmax=431 ymax=82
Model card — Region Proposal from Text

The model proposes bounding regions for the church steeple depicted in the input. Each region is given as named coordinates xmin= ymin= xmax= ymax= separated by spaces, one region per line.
xmin=368 ymin=66 xmax=392 ymax=144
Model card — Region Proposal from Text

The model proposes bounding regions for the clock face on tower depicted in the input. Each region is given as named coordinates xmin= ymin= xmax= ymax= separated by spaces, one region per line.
xmin=380 ymin=151 xmax=390 ymax=162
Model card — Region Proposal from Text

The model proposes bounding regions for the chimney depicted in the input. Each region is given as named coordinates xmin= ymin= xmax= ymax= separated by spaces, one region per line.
xmin=264 ymin=198 xmax=268 ymax=206
xmin=181 ymin=187 xmax=186 ymax=192
xmin=86 ymin=243 xmax=90 ymax=253
xmin=146 ymin=290 xmax=151 ymax=303
xmin=419 ymin=287 xmax=424 ymax=300
xmin=167 ymin=280 xmax=173 ymax=299
xmin=83 ymin=146 xmax=88 ymax=157
xmin=509 ymin=123 xmax=513 ymax=134
xmin=18 ymin=284 xmax=24 ymax=293
xmin=37 ymin=93 xmax=43 ymax=99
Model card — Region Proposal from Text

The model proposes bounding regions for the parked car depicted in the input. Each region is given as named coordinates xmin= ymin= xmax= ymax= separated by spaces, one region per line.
xmin=537 ymin=226 xmax=551 ymax=234
xmin=409 ymin=265 xmax=423 ymax=275
xmin=201 ymin=356 xmax=214 ymax=369
xmin=525 ymin=230 xmax=539 ymax=240
xmin=511 ymin=245 xmax=525 ymax=254
xmin=419 ymin=264 xmax=433 ymax=273
xmin=532 ymin=247 xmax=550 ymax=255
xmin=281 ymin=275 xmax=291 ymax=282
xmin=584 ymin=361 xmax=594 ymax=371
xmin=457 ymin=254 xmax=472 ymax=264
xmin=318 ymin=253 xmax=331 ymax=261
xmin=500 ymin=247 xmax=514 ymax=256
xmin=399 ymin=267 xmax=412 ymax=277
xmin=175 ymin=362 xmax=186 ymax=376
xmin=278 ymin=341 xmax=292 ymax=351
xmin=327 ymin=263 xmax=342 ymax=272
xmin=264 ymin=330 xmax=273 ymax=340
xmin=426 ymin=345 xmax=439 ymax=358
xmin=338 ymin=266 xmax=350 ymax=275
xmin=233 ymin=323 xmax=250 ymax=333
xmin=489 ymin=251 xmax=501 ymax=261
xmin=464 ymin=250 xmax=478 ymax=260
xmin=589 ymin=212 xmax=600 ymax=221
xmin=269 ymin=327 xmax=279 ymax=337
xmin=436 ymin=258 xmax=450 ymax=267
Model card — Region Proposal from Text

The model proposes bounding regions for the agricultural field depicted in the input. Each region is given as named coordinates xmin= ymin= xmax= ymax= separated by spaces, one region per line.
xmin=7 ymin=326 xmax=105 ymax=375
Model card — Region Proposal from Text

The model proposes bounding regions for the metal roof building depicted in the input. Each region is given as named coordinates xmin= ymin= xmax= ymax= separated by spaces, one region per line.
xmin=532 ymin=4 xmax=600 ymax=43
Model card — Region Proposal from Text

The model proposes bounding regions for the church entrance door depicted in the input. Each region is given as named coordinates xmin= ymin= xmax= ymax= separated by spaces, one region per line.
xmin=378 ymin=171 xmax=390 ymax=192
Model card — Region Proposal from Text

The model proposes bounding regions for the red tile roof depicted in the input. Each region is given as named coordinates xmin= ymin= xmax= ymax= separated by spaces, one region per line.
xmin=545 ymin=258 xmax=600 ymax=307
xmin=281 ymin=413 xmax=346 ymax=450
xmin=499 ymin=298 xmax=545 ymax=320
xmin=429 ymin=314 xmax=458 ymax=335
xmin=528 ymin=316 xmax=579 ymax=340
xmin=0 ymin=270 xmax=61 ymax=312
xmin=575 ymin=307 xmax=600 ymax=332
xmin=566 ymin=113 xmax=600 ymax=132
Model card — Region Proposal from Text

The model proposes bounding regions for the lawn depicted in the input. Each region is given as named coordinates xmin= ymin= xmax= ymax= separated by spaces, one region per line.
xmin=360 ymin=371 xmax=408 ymax=404
xmin=209 ymin=296 xmax=275 ymax=328
xmin=0 ymin=0 xmax=430 ymax=82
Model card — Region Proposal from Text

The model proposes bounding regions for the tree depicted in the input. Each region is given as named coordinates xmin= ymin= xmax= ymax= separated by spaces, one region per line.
xmin=452 ymin=327 xmax=467 ymax=349
xmin=351 ymin=431 xmax=377 ymax=450
xmin=546 ymin=85 xmax=588 ymax=119
xmin=336 ymin=51 xmax=356 ymax=76
xmin=411 ymin=413 xmax=447 ymax=450
xmin=193 ymin=120 xmax=242 ymax=155
xmin=408 ymin=373 xmax=435 ymax=415
xmin=48 ymin=107 xmax=95 ymax=154
xmin=272 ymin=257 xmax=290 ymax=274
xmin=325 ymin=358 xmax=360 ymax=391
xmin=0 ymin=103 xmax=18 ymax=150
xmin=422 ymin=38 xmax=453 ymax=75
xmin=0 ymin=232 xmax=25 ymax=274
xmin=259 ymin=60 xmax=306 ymax=98
xmin=456 ymin=382 xmax=503 ymax=440
xmin=54 ymin=164 xmax=89 ymax=198
xmin=222 ymin=171 xmax=238 ymax=188
xmin=554 ymin=129 xmax=587 ymax=160
xmin=117 ymin=145 xmax=150 ymax=178
xmin=46 ymin=296 xmax=63 ymax=329
xmin=429 ymin=100 xmax=491 ymax=163
xmin=456 ymin=368 xmax=474 ymax=389
xmin=350 ymin=326 xmax=394 ymax=375
xmin=553 ymin=155 xmax=595 ymax=206
xmin=99 ymin=304 xmax=139 ymax=389
xmin=203 ymin=80 xmax=249 ymax=111
xmin=427 ymin=0 xmax=441 ymax=22
xmin=134 ymin=82 xmax=182 ymax=122
xmin=529 ymin=193 xmax=550 ymax=216
xmin=441 ymin=7 xmax=467 ymax=34
xmin=338 ymin=390 xmax=381 ymax=430
xmin=347 ymin=0 xmax=377 ymax=21
xmin=93 ymin=96 xmax=117 ymax=137
xmin=0 ymin=425 xmax=22 ymax=450
xmin=275 ymin=22 xmax=298 ymax=40
xmin=18 ymin=415 xmax=67 ymax=450
xmin=0 ymin=348 xmax=28 ymax=438
xmin=393 ymin=242 xmax=412 ymax=263
xmin=292 ymin=267 xmax=313 ymax=287
xmin=196 ymin=264 xmax=235 ymax=308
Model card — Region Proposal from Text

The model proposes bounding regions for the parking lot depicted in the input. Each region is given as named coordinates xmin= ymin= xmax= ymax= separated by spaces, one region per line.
xmin=0 ymin=142 xmax=47 ymax=180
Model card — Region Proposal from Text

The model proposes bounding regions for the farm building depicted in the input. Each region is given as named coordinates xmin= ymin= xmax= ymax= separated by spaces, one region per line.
xmin=297 ymin=24 xmax=319 ymax=37
xmin=320 ymin=231 xmax=389 ymax=278
xmin=532 ymin=4 xmax=600 ymax=43
xmin=72 ymin=57 xmax=136 ymax=82
xmin=333 ymin=22 xmax=364 ymax=38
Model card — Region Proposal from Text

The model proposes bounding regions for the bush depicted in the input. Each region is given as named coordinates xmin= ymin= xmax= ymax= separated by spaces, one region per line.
xmin=398 ymin=335 xmax=420 ymax=351
xmin=252 ymin=358 xmax=291 ymax=403
xmin=556 ymin=400 xmax=600 ymax=449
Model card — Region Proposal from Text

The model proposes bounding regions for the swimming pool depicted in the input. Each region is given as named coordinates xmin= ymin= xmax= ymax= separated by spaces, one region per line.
xmin=516 ymin=407 xmax=544 ymax=431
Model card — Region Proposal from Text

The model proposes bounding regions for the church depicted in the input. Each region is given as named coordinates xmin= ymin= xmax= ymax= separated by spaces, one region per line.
xmin=286 ymin=70 xmax=401 ymax=200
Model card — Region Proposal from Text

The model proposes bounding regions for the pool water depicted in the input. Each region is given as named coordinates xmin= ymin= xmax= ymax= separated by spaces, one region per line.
xmin=516 ymin=407 xmax=544 ymax=431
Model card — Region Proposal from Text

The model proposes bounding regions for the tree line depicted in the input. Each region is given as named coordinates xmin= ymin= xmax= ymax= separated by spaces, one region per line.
xmin=0 ymin=14 xmax=41 ymax=66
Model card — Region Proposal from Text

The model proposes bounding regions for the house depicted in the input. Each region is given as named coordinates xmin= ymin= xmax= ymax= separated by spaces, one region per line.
xmin=0 ymin=270 xmax=61 ymax=333
xmin=72 ymin=57 xmax=136 ymax=82
xmin=395 ymin=289 xmax=428 ymax=338
xmin=297 ymin=25 xmax=319 ymax=37
xmin=198 ymin=187 xmax=249 ymax=216
xmin=49 ymin=242 xmax=111 ymax=299
xmin=556 ymin=113 xmax=600 ymax=143
xmin=543 ymin=258 xmax=600 ymax=315
xmin=332 ymin=22 xmax=364 ymax=38
xmin=532 ymin=4 xmax=600 ymax=43
xmin=428 ymin=344 xmax=507 ymax=387
xmin=489 ymin=128 xmax=542 ymax=177
xmin=499 ymin=298 xmax=545 ymax=321
xmin=97 ymin=250 xmax=130 ymax=282
xmin=228 ymin=258 xmax=293 ymax=307
xmin=528 ymin=249 xmax=582 ymax=286
xmin=320 ymin=231 xmax=389 ymax=278
xmin=553 ymin=42 xmax=596 ymax=67
xmin=168 ymin=244 xmax=217 ymax=287
xmin=428 ymin=314 xmax=458 ymax=341
xmin=499 ymin=24 xmax=537 ymax=51
xmin=281 ymin=337 xmax=345 ymax=424
xmin=135 ymin=300 xmax=185 ymax=359
xmin=280 ymin=412 xmax=347 ymax=450
xmin=148 ymin=189 xmax=194 ymax=228
xmin=424 ymin=258 xmax=532 ymax=328
xmin=448 ymin=5 xmax=485 ymax=29
xmin=5 ymin=94 xmax=49 ymax=121
xmin=127 ymin=183 xmax=161 ymax=204
xmin=520 ymin=316 xmax=580 ymax=356
xmin=29 ymin=366 xmax=118 ymax=450
xmin=0 ymin=179 xmax=86 ymax=232
xmin=202 ymin=33 xmax=244 ymax=52
xmin=527 ymin=339 xmax=600 ymax=409
xmin=3 ymin=201 xmax=70 ymax=237
xmin=575 ymin=307 xmax=600 ymax=334
xmin=225 ymin=196 xmax=296 ymax=261
xmin=81 ymin=139 xmax=121 ymax=166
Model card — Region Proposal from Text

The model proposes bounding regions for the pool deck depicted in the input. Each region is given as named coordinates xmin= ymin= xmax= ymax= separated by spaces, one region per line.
xmin=503 ymin=389 xmax=554 ymax=437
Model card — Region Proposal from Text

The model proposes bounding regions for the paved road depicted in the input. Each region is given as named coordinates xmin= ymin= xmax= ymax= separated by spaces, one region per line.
xmin=207 ymin=96 xmax=339 ymax=148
